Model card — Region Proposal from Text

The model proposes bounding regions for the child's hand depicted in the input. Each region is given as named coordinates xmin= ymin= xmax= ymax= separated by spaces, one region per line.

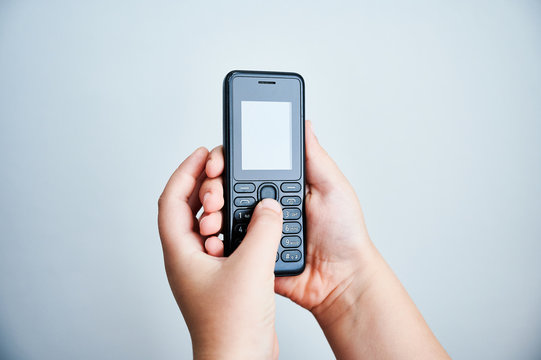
xmin=195 ymin=121 xmax=450 ymax=359
xmin=158 ymin=148 xmax=283 ymax=360
xmin=198 ymin=121 xmax=375 ymax=313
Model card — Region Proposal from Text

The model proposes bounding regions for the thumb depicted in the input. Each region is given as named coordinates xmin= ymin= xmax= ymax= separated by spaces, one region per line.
xmin=305 ymin=120 xmax=346 ymax=191
xmin=232 ymin=198 xmax=283 ymax=272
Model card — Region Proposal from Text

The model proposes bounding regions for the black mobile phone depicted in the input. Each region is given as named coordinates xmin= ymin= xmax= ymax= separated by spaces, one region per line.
xmin=223 ymin=70 xmax=306 ymax=276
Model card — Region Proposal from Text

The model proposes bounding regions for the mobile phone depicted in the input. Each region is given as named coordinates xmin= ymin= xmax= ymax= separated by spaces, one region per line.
xmin=223 ymin=70 xmax=306 ymax=276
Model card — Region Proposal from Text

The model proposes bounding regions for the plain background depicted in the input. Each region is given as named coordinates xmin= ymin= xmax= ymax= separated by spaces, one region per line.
xmin=1 ymin=1 xmax=540 ymax=359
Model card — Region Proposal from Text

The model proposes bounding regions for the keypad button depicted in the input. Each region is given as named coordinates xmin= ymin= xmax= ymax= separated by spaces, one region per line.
xmin=234 ymin=209 xmax=253 ymax=221
xmin=281 ymin=196 xmax=301 ymax=206
xmin=234 ymin=197 xmax=256 ymax=207
xmin=283 ymin=222 xmax=302 ymax=234
xmin=281 ymin=250 xmax=302 ymax=262
xmin=276 ymin=252 xmax=279 ymax=262
xmin=281 ymin=182 xmax=301 ymax=192
xmin=281 ymin=236 xmax=301 ymax=248
xmin=283 ymin=208 xmax=301 ymax=220
xmin=259 ymin=184 xmax=277 ymax=200
xmin=234 ymin=224 xmax=247 ymax=237
xmin=234 ymin=183 xmax=255 ymax=193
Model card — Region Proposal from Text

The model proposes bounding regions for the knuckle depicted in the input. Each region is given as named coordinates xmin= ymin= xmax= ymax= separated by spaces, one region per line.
xmin=200 ymin=177 xmax=211 ymax=190
xmin=212 ymin=181 xmax=224 ymax=194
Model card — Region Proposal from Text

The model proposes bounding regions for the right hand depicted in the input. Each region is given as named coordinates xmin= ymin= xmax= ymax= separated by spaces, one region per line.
xmin=197 ymin=121 xmax=450 ymax=359
xmin=197 ymin=120 xmax=378 ymax=313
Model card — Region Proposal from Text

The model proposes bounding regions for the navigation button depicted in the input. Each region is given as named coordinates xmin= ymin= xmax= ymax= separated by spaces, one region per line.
xmin=259 ymin=184 xmax=278 ymax=200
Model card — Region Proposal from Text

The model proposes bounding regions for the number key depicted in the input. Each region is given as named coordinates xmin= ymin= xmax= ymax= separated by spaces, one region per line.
xmin=283 ymin=222 xmax=301 ymax=234
xmin=281 ymin=250 xmax=302 ymax=262
xmin=234 ymin=209 xmax=253 ymax=221
xmin=283 ymin=208 xmax=301 ymax=220
xmin=281 ymin=236 xmax=301 ymax=248
xmin=234 ymin=224 xmax=247 ymax=237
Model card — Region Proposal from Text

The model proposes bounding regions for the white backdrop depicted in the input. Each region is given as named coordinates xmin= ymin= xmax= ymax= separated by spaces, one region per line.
xmin=1 ymin=1 xmax=540 ymax=359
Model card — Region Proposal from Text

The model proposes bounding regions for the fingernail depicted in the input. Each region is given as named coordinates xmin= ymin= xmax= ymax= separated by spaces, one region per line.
xmin=203 ymin=192 xmax=210 ymax=204
xmin=258 ymin=198 xmax=282 ymax=215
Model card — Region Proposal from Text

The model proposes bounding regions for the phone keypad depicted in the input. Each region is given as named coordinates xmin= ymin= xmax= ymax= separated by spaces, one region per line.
xmin=232 ymin=181 xmax=303 ymax=264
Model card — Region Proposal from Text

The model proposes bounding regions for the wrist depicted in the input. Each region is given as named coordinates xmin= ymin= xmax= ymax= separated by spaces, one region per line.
xmin=191 ymin=329 xmax=275 ymax=360
xmin=193 ymin=341 xmax=265 ymax=360
xmin=311 ymin=241 xmax=451 ymax=359
xmin=310 ymin=241 xmax=384 ymax=329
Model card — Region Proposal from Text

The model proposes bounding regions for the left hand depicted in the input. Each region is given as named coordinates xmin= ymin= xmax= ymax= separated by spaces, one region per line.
xmin=158 ymin=147 xmax=283 ymax=360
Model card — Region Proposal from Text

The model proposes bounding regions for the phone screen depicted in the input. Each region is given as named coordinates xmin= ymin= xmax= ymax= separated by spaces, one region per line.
xmin=241 ymin=101 xmax=292 ymax=170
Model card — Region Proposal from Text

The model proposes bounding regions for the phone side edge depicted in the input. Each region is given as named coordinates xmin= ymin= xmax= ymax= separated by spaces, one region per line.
xmin=223 ymin=72 xmax=235 ymax=256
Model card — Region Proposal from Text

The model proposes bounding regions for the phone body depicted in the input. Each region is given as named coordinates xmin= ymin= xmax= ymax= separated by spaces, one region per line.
xmin=223 ymin=70 xmax=306 ymax=276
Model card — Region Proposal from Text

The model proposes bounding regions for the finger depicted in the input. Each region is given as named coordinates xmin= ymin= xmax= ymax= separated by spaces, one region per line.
xmin=274 ymin=275 xmax=302 ymax=300
xmin=305 ymin=120 xmax=346 ymax=191
xmin=231 ymin=199 xmax=283 ymax=273
xmin=158 ymin=147 xmax=209 ymax=253
xmin=188 ymin=170 xmax=206 ymax=214
xmin=204 ymin=236 xmax=224 ymax=257
xmin=199 ymin=211 xmax=223 ymax=236
xmin=206 ymin=145 xmax=224 ymax=178
xmin=199 ymin=176 xmax=224 ymax=213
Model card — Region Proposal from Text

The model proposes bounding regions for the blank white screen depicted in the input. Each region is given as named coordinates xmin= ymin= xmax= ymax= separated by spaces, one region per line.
xmin=241 ymin=101 xmax=292 ymax=170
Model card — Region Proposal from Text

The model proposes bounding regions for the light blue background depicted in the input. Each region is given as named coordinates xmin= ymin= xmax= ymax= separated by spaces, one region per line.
xmin=1 ymin=1 xmax=540 ymax=359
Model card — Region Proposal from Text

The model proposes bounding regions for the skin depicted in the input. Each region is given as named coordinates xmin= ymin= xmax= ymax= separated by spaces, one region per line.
xmin=158 ymin=121 xmax=450 ymax=359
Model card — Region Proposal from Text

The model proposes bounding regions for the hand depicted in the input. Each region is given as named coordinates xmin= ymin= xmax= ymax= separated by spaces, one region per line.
xmin=158 ymin=147 xmax=284 ymax=360
xmin=198 ymin=121 xmax=376 ymax=312
xmin=197 ymin=121 xmax=450 ymax=359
